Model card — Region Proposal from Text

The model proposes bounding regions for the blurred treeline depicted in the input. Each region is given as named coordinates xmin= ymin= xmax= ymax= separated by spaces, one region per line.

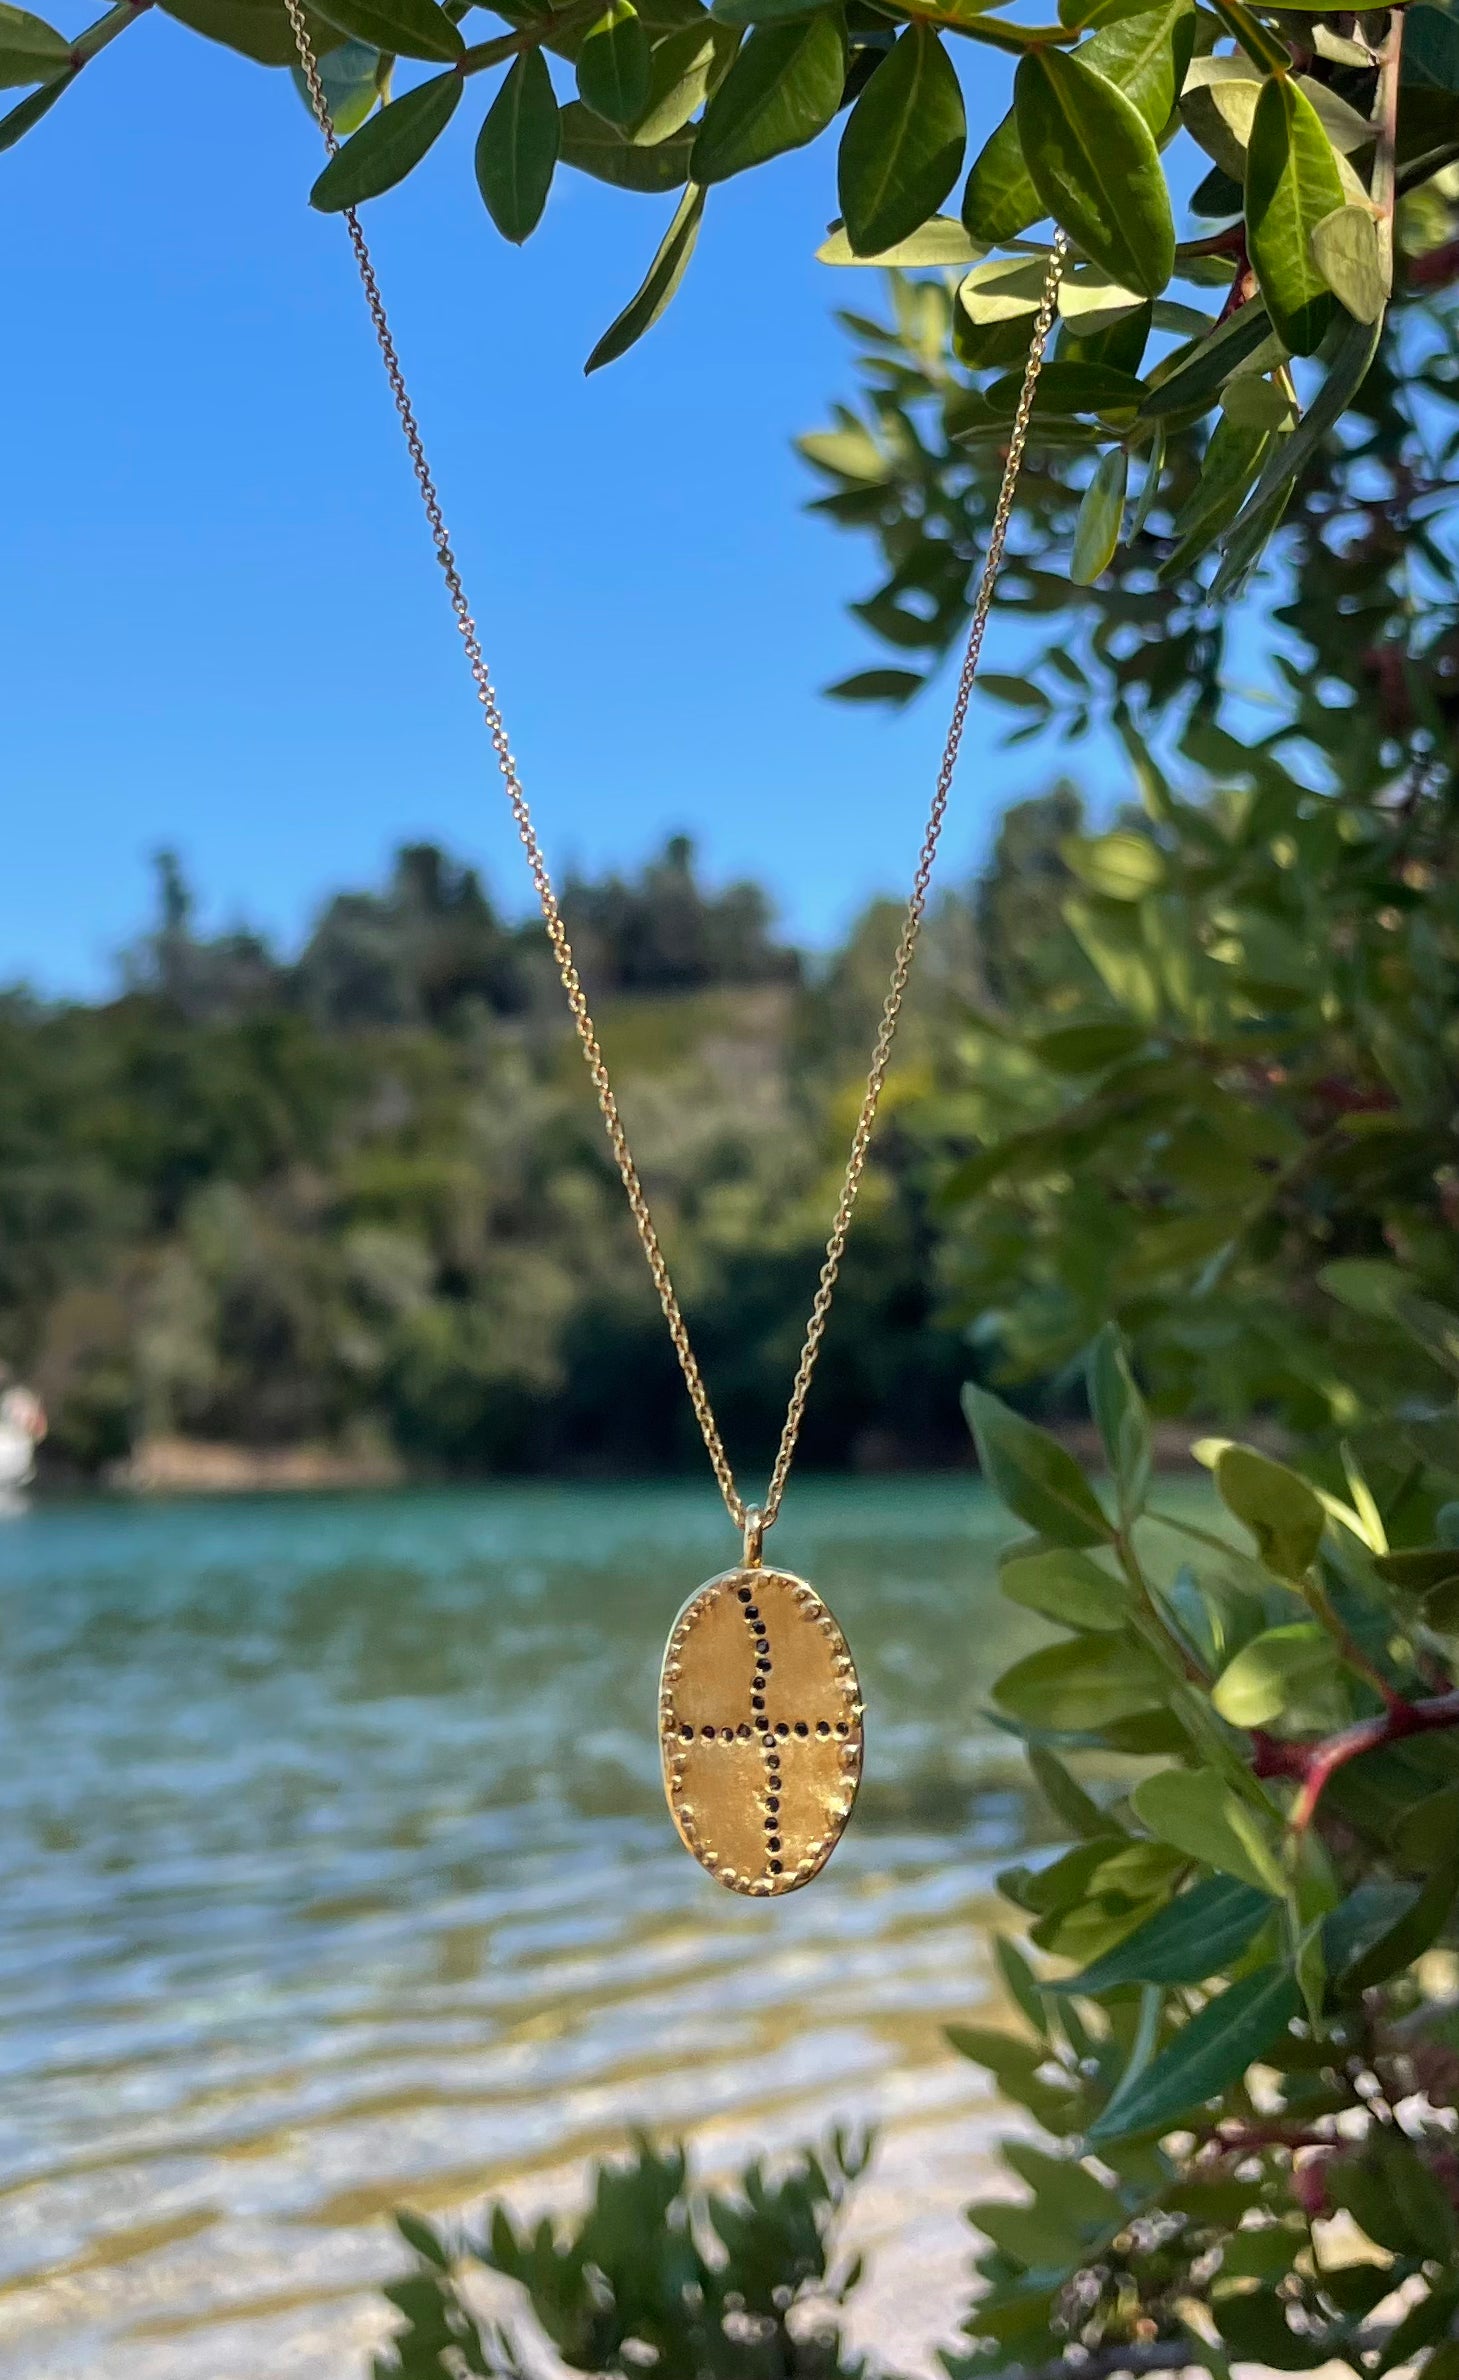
xmin=0 ymin=827 xmax=1051 ymax=1478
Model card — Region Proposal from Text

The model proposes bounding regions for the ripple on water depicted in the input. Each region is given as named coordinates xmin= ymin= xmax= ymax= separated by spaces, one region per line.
xmin=0 ymin=1477 xmax=1049 ymax=2378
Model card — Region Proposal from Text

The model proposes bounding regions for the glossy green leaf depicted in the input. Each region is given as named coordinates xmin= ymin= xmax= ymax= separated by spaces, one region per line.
xmin=310 ymin=69 xmax=462 ymax=210
xmin=1082 ymin=0 xmax=1194 ymax=134
xmin=1131 ymin=1766 xmax=1287 ymax=1895
xmin=311 ymin=0 xmax=461 ymax=62
xmin=475 ymin=49 xmax=560 ymax=240
xmin=0 ymin=4 xmax=69 ymax=88
xmin=294 ymin=38 xmax=383 ymax=137
xmin=1071 ymin=449 xmax=1128 ymax=590
xmin=630 ymin=13 xmax=734 ymax=144
xmin=577 ymin=2 xmax=651 ymax=127
xmin=560 ymin=98 xmax=692 ymax=185
xmin=1309 ymin=201 xmax=1387 ymax=324
xmin=164 ymin=0 xmax=347 ymax=64
xmin=1058 ymin=1874 xmax=1273 ymax=1994
xmin=994 ymin=1635 xmax=1165 ymax=1731
xmin=585 ymin=178 xmax=704 ymax=369
xmin=1088 ymin=1963 xmax=1299 ymax=2141
xmin=1159 ymin=412 xmax=1269 ymax=577
xmin=1219 ymin=368 xmax=1294 ymax=427
xmin=958 ymin=253 xmax=1051 ymax=324
xmin=987 ymin=361 xmax=1145 ymax=418
xmin=1213 ymin=309 xmax=1379 ymax=592
xmin=1029 ymin=1743 xmax=1114 ymax=1838
xmin=1138 ymin=298 xmax=1273 ymax=419
xmin=964 ymin=1385 xmax=1111 ymax=1546
xmin=1215 ymin=1444 xmax=1324 ymax=1580
xmin=816 ymin=214 xmax=979 ymax=265
xmin=825 ymin=667 xmax=923 ymax=702
xmin=1245 ymin=71 xmax=1345 ymax=357
xmin=1015 ymin=48 xmax=1174 ymax=297
xmin=1028 ymin=1018 xmax=1147 ymax=1072
xmin=836 ymin=24 xmax=965 ymax=257
xmin=1341 ymin=1859 xmax=1459 ymax=1995
xmin=1001 ymin=1546 xmax=1132 ymax=1629
xmin=961 ymin=106 xmax=1041 ymax=244
xmin=691 ymin=9 xmax=842 ymax=183
xmin=1087 ymin=1324 xmax=1150 ymax=1514
xmin=1211 ymin=1622 xmax=1336 ymax=1727
xmin=0 ymin=57 xmax=70 ymax=144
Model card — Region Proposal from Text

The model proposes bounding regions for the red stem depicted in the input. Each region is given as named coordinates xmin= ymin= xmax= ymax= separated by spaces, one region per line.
xmin=1267 ymin=1690 xmax=1459 ymax=1831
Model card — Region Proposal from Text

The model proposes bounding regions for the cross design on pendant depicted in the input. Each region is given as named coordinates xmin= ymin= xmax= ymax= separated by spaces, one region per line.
xmin=658 ymin=1565 xmax=864 ymax=1897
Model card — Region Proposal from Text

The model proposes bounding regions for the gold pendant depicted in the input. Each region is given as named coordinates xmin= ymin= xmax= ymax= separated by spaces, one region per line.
xmin=658 ymin=1538 xmax=863 ymax=1897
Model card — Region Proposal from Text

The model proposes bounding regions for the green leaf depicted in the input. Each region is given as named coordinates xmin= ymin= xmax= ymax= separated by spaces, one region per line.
xmin=1058 ymin=1874 xmax=1273 ymax=1994
xmin=1029 ymin=1742 xmax=1115 ymax=1837
xmin=988 ymin=360 xmax=1145 ymax=419
xmin=1341 ymin=1859 xmax=1459 ymax=1995
xmin=1211 ymin=1622 xmax=1336 ymax=1728
xmin=1001 ymin=1546 xmax=1132 ymax=1629
xmin=311 ymin=0 xmax=461 ymax=61
xmin=1245 ymin=72 xmax=1345 ymax=357
xmin=310 ymin=69 xmax=462 ymax=209
xmin=1082 ymin=0 xmax=1194 ymax=134
xmin=965 ymin=1384 xmax=1112 ymax=1546
xmin=585 ymin=179 xmax=704 ymax=369
xmin=1213 ymin=307 xmax=1379 ymax=592
xmin=560 ymin=99 xmax=693 ymax=185
xmin=1309 ymin=200 xmax=1387 ymax=324
xmin=995 ymin=1635 xmax=1165 ymax=1731
xmin=1131 ymin=1767 xmax=1287 ymax=1895
xmin=1216 ymin=2294 xmax=1327 ymax=2368
xmin=1334 ymin=2133 xmax=1459 ymax=2261
xmin=577 ymin=1 xmax=651 ymax=126
xmin=0 ymin=4 xmax=69 ymax=88
xmin=1160 ymin=413 xmax=1270 ymax=577
xmin=165 ymin=0 xmax=347 ymax=63
xmin=1215 ymin=1444 xmax=1324 ymax=1581
xmin=690 ymin=8 xmax=842 ymax=183
xmin=1087 ymin=1325 xmax=1151 ymax=1516
xmin=836 ymin=24 xmax=965 ymax=256
xmin=1015 ymin=48 xmax=1174 ymax=296
xmin=475 ymin=49 xmax=560 ymax=240
xmin=1028 ymin=1019 xmax=1147 ymax=1072
xmin=0 ymin=57 xmax=70 ymax=144
xmin=958 ymin=253 xmax=1052 ymax=324
xmin=630 ymin=11 xmax=735 ymax=143
xmin=816 ymin=213 xmax=980 ymax=265
xmin=1061 ymin=829 xmax=1163 ymax=898
xmin=825 ymin=667 xmax=924 ymax=702
xmin=1375 ymin=1546 xmax=1459 ymax=1596
xmin=1088 ymin=1963 xmax=1299 ymax=2141
xmin=1069 ymin=447 xmax=1129 ymax=584
xmin=295 ymin=38 xmax=383 ymax=137
xmin=961 ymin=106 xmax=1041 ymax=243
xmin=1138 ymin=298 xmax=1273 ymax=419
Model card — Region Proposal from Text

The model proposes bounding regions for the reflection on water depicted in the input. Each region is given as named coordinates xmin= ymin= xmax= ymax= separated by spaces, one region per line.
xmin=0 ymin=1478 xmax=1047 ymax=2377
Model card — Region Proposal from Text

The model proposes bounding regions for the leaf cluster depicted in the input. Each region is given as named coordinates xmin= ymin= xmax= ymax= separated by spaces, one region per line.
xmin=371 ymin=2128 xmax=873 ymax=2379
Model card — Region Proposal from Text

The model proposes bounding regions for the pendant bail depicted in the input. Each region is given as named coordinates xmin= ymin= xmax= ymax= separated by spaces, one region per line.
xmin=742 ymin=1505 xmax=766 ymax=1568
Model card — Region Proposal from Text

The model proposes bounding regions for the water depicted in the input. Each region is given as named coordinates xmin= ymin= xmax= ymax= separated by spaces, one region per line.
xmin=0 ymin=1479 xmax=1052 ymax=2378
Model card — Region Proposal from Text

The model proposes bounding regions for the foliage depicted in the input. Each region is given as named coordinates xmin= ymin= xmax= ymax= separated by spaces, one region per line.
xmin=371 ymin=2129 xmax=872 ymax=2378
xmin=942 ymin=1340 xmax=1459 ymax=2380
xmin=0 ymin=837 xmax=981 ymax=1475
xmin=368 ymin=1338 xmax=1459 ymax=2380
xmin=915 ymin=745 xmax=1459 ymax=1444
xmin=3 ymin=0 xmax=1454 ymax=481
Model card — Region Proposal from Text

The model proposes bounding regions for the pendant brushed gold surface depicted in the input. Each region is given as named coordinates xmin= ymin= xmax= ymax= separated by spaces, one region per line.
xmin=658 ymin=1566 xmax=863 ymax=1897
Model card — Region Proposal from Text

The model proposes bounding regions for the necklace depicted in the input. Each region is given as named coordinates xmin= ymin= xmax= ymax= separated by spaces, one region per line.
xmin=282 ymin=0 xmax=1064 ymax=1894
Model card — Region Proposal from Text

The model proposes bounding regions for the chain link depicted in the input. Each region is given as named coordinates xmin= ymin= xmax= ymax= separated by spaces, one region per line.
xmin=283 ymin=0 xmax=1064 ymax=1535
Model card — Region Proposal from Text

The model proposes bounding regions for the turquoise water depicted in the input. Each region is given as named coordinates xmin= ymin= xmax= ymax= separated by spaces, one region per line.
xmin=0 ymin=1479 xmax=1047 ymax=2377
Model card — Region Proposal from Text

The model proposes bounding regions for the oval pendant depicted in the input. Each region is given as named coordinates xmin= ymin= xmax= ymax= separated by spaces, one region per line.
xmin=658 ymin=1566 xmax=863 ymax=1897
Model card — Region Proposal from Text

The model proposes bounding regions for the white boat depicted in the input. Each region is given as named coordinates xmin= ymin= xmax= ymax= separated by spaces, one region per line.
xmin=0 ymin=1384 xmax=46 ymax=1512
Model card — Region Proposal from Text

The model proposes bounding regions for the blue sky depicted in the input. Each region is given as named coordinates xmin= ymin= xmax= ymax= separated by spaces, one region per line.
xmin=3 ymin=12 xmax=1106 ymax=995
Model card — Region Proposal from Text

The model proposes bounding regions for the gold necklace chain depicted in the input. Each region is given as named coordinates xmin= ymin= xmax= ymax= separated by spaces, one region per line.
xmin=282 ymin=0 xmax=1065 ymax=1542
